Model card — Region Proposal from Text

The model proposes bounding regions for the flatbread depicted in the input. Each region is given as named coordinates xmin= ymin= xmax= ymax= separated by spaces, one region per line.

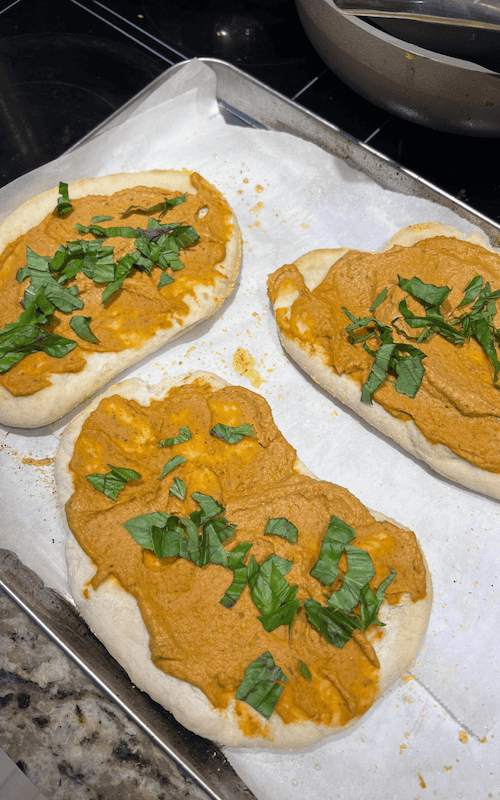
xmin=0 ymin=171 xmax=240 ymax=428
xmin=55 ymin=371 xmax=432 ymax=750
xmin=267 ymin=223 xmax=500 ymax=500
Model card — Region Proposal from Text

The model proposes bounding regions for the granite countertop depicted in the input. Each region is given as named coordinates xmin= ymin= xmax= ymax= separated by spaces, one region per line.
xmin=0 ymin=588 xmax=213 ymax=800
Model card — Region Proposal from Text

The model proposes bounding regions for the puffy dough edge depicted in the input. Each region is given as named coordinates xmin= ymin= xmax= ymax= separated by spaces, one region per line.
xmin=270 ymin=222 xmax=500 ymax=501
xmin=0 ymin=171 xmax=241 ymax=429
xmin=55 ymin=370 xmax=432 ymax=751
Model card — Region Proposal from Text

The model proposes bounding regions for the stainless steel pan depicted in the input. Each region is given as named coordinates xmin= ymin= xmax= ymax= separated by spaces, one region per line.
xmin=295 ymin=0 xmax=500 ymax=135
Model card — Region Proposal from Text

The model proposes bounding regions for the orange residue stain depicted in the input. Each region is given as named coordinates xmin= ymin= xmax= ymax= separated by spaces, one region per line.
xmin=418 ymin=774 xmax=426 ymax=788
xmin=22 ymin=457 xmax=54 ymax=467
xmin=459 ymin=730 xmax=469 ymax=744
xmin=232 ymin=348 xmax=264 ymax=388
xmin=249 ymin=201 xmax=264 ymax=215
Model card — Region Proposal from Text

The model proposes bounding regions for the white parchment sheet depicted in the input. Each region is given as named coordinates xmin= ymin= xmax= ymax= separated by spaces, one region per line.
xmin=0 ymin=59 xmax=499 ymax=799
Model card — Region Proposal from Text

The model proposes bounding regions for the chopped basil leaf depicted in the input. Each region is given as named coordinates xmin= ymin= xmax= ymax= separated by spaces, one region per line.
xmin=169 ymin=477 xmax=186 ymax=500
xmin=220 ymin=542 xmax=253 ymax=608
xmin=158 ymin=426 xmax=192 ymax=447
xmin=304 ymin=598 xmax=363 ymax=648
xmin=300 ymin=661 xmax=311 ymax=680
xmin=310 ymin=515 xmax=355 ymax=586
xmin=76 ymin=222 xmax=138 ymax=239
xmin=56 ymin=182 xmax=72 ymax=216
xmin=158 ymin=273 xmax=174 ymax=289
xmin=326 ymin=545 xmax=375 ymax=614
xmin=158 ymin=454 xmax=187 ymax=479
xmin=210 ymin=423 xmax=255 ymax=444
xmin=20 ymin=247 xmax=84 ymax=314
xmin=345 ymin=270 xmax=500 ymax=400
xmin=307 ymin=516 xmax=396 ymax=648
xmin=69 ymin=315 xmax=100 ymax=343
xmin=236 ymin=651 xmax=287 ymax=720
xmin=86 ymin=464 xmax=141 ymax=500
xmin=398 ymin=275 xmax=451 ymax=309
xmin=304 ymin=564 xmax=396 ymax=650
xmin=124 ymin=493 xmax=236 ymax=568
xmin=122 ymin=194 xmax=187 ymax=218
xmin=91 ymin=216 xmax=113 ymax=223
xmin=190 ymin=492 xmax=225 ymax=522
xmin=359 ymin=568 xmax=396 ymax=629
xmin=247 ymin=554 xmax=300 ymax=632
xmin=344 ymin=309 xmax=427 ymax=403
xmin=264 ymin=517 xmax=298 ymax=543
xmin=369 ymin=287 xmax=387 ymax=312
xmin=123 ymin=511 xmax=170 ymax=549
xmin=0 ymin=286 xmax=77 ymax=373
xmin=458 ymin=275 xmax=484 ymax=308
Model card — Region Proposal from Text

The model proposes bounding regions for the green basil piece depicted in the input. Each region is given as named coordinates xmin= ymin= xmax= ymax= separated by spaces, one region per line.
xmin=307 ymin=513 xmax=396 ymax=648
xmin=190 ymin=492 xmax=225 ymax=522
xmin=158 ymin=426 xmax=192 ymax=447
xmin=326 ymin=546 xmax=376 ymax=614
xmin=122 ymin=194 xmax=187 ymax=217
xmin=123 ymin=511 xmax=170 ymax=550
xmin=56 ymin=182 xmax=72 ymax=216
xmin=158 ymin=455 xmax=187 ymax=480
xmin=124 ymin=493 xmax=236 ymax=569
xmin=76 ymin=222 xmax=138 ymax=239
xmin=300 ymin=661 xmax=311 ymax=680
xmin=264 ymin=517 xmax=298 ymax=543
xmin=236 ymin=651 xmax=287 ymax=720
xmin=344 ymin=308 xmax=427 ymax=403
xmin=158 ymin=273 xmax=174 ymax=289
xmin=247 ymin=554 xmax=300 ymax=632
xmin=359 ymin=568 xmax=396 ymax=629
xmin=369 ymin=287 xmax=387 ymax=312
xmin=169 ymin=477 xmax=186 ymax=500
xmin=0 ymin=283 xmax=77 ymax=371
xmin=304 ymin=599 xmax=363 ymax=648
xmin=69 ymin=315 xmax=100 ymax=343
xmin=20 ymin=247 xmax=84 ymax=314
xmin=210 ymin=423 xmax=255 ymax=444
xmin=220 ymin=542 xmax=253 ymax=608
xmin=398 ymin=275 xmax=451 ymax=309
xmin=310 ymin=515 xmax=355 ymax=586
xmin=86 ymin=464 xmax=141 ymax=501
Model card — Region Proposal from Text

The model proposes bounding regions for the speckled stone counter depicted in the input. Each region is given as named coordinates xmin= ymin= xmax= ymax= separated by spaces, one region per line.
xmin=0 ymin=588 xmax=213 ymax=800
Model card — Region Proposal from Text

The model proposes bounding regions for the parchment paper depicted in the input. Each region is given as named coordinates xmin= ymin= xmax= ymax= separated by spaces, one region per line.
xmin=0 ymin=58 xmax=498 ymax=799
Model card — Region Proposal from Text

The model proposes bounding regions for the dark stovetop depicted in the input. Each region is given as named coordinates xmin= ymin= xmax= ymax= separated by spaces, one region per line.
xmin=1 ymin=0 xmax=499 ymax=224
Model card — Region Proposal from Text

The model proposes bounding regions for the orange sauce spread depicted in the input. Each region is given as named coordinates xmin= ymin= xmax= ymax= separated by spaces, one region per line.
xmin=0 ymin=173 xmax=233 ymax=397
xmin=268 ymin=236 xmax=500 ymax=473
xmin=65 ymin=378 xmax=427 ymax=738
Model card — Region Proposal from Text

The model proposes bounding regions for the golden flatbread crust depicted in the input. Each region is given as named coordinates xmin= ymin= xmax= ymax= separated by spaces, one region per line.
xmin=0 ymin=171 xmax=240 ymax=428
xmin=55 ymin=371 xmax=432 ymax=750
xmin=268 ymin=223 xmax=500 ymax=500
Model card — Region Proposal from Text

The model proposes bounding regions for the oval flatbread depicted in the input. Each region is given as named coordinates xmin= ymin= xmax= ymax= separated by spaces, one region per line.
xmin=0 ymin=171 xmax=240 ymax=428
xmin=55 ymin=371 xmax=432 ymax=750
xmin=267 ymin=223 xmax=500 ymax=500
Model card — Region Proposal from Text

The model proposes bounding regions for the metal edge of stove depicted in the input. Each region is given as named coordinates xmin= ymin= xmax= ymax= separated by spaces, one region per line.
xmin=3 ymin=54 xmax=500 ymax=800
xmin=0 ymin=549 xmax=255 ymax=800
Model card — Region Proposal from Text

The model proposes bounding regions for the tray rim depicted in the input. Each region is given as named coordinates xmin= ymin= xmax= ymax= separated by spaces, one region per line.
xmin=2 ymin=54 xmax=500 ymax=800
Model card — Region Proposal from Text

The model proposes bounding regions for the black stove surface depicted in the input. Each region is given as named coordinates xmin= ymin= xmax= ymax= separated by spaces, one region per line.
xmin=1 ymin=0 xmax=499 ymax=223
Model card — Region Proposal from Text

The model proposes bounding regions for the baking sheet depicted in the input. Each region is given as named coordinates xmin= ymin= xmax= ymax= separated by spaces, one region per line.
xmin=1 ymin=58 xmax=499 ymax=800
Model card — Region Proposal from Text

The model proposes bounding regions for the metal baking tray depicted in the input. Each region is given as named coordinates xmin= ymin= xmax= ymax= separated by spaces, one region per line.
xmin=2 ymin=57 xmax=500 ymax=800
